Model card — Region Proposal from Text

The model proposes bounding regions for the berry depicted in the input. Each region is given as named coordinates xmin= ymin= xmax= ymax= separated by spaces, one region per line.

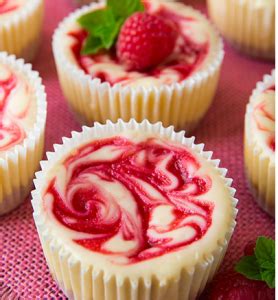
xmin=201 ymin=272 xmax=274 ymax=300
xmin=244 ymin=240 xmax=256 ymax=256
xmin=116 ymin=12 xmax=178 ymax=71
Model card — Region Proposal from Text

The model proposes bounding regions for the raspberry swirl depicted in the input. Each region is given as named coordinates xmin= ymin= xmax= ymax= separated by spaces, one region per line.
xmin=253 ymin=85 xmax=275 ymax=151
xmin=0 ymin=64 xmax=30 ymax=151
xmin=0 ymin=0 xmax=19 ymax=15
xmin=45 ymin=135 xmax=214 ymax=264
xmin=68 ymin=1 xmax=209 ymax=86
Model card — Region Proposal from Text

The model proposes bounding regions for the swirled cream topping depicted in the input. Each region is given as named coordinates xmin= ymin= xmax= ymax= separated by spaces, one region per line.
xmin=0 ymin=63 xmax=36 ymax=154
xmin=252 ymin=85 xmax=275 ymax=154
xmin=43 ymin=132 xmax=233 ymax=265
xmin=0 ymin=0 xmax=27 ymax=20
xmin=62 ymin=0 xmax=220 ymax=88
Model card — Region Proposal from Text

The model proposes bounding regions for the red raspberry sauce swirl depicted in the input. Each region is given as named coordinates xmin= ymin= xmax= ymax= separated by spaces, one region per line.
xmin=46 ymin=136 xmax=214 ymax=264
xmin=254 ymin=85 xmax=275 ymax=152
xmin=0 ymin=0 xmax=18 ymax=14
xmin=0 ymin=72 xmax=25 ymax=151
xmin=68 ymin=3 xmax=208 ymax=86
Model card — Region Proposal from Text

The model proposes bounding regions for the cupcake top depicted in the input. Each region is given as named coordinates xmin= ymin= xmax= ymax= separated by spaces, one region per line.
xmin=37 ymin=128 xmax=235 ymax=278
xmin=248 ymin=72 xmax=275 ymax=160
xmin=56 ymin=0 xmax=222 ymax=88
xmin=0 ymin=0 xmax=27 ymax=21
xmin=0 ymin=62 xmax=37 ymax=155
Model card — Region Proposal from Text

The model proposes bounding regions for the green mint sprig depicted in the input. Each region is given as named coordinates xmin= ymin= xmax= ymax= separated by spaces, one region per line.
xmin=235 ymin=236 xmax=275 ymax=288
xmin=77 ymin=0 xmax=144 ymax=55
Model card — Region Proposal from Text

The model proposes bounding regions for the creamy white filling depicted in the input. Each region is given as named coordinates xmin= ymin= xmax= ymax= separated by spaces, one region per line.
xmin=0 ymin=62 xmax=36 ymax=154
xmin=250 ymin=88 xmax=275 ymax=158
xmin=42 ymin=131 xmax=233 ymax=271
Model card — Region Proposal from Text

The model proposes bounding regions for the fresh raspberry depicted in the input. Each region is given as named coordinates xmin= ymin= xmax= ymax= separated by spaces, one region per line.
xmin=244 ymin=240 xmax=257 ymax=256
xmin=116 ymin=12 xmax=178 ymax=71
xmin=200 ymin=272 xmax=274 ymax=300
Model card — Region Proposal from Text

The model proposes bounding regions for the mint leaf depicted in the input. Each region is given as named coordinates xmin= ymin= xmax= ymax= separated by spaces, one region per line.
xmin=77 ymin=0 xmax=144 ymax=55
xmin=235 ymin=256 xmax=262 ymax=281
xmin=235 ymin=237 xmax=275 ymax=289
xmin=255 ymin=236 xmax=275 ymax=265
xmin=78 ymin=8 xmax=115 ymax=33
xmin=261 ymin=269 xmax=275 ymax=288
xmin=108 ymin=0 xmax=144 ymax=19
xmin=81 ymin=36 xmax=103 ymax=55
xmin=255 ymin=236 xmax=275 ymax=288
xmin=96 ymin=19 xmax=123 ymax=49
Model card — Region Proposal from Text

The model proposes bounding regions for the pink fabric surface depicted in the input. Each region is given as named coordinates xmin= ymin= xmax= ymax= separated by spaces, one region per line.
xmin=0 ymin=0 xmax=275 ymax=298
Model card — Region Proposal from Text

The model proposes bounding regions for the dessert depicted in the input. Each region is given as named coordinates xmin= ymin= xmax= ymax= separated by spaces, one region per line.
xmin=0 ymin=52 xmax=46 ymax=215
xmin=53 ymin=0 xmax=223 ymax=131
xmin=0 ymin=0 xmax=44 ymax=61
xmin=244 ymin=70 xmax=275 ymax=216
xmin=32 ymin=119 xmax=237 ymax=300
xmin=207 ymin=0 xmax=275 ymax=60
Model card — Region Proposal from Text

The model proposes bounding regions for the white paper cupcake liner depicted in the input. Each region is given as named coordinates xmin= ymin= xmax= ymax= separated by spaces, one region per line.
xmin=0 ymin=52 xmax=47 ymax=215
xmin=207 ymin=0 xmax=275 ymax=60
xmin=32 ymin=119 xmax=237 ymax=300
xmin=52 ymin=2 xmax=224 ymax=132
xmin=244 ymin=70 xmax=275 ymax=217
xmin=0 ymin=0 xmax=44 ymax=62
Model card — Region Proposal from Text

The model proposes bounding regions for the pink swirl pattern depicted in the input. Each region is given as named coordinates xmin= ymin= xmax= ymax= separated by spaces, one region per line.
xmin=0 ymin=66 xmax=27 ymax=151
xmin=68 ymin=1 xmax=209 ymax=86
xmin=0 ymin=0 xmax=18 ymax=14
xmin=46 ymin=136 xmax=214 ymax=264
xmin=254 ymin=85 xmax=275 ymax=151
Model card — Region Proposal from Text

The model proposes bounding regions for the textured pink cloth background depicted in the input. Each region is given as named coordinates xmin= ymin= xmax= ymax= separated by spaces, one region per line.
xmin=0 ymin=0 xmax=275 ymax=298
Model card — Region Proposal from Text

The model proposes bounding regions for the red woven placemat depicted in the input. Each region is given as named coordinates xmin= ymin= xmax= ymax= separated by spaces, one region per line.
xmin=0 ymin=0 xmax=275 ymax=298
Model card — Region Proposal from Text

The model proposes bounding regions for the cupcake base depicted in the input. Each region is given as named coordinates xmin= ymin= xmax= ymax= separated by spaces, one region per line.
xmin=0 ymin=132 xmax=45 ymax=215
xmin=36 ymin=220 xmax=234 ymax=300
xmin=0 ymin=184 xmax=31 ymax=215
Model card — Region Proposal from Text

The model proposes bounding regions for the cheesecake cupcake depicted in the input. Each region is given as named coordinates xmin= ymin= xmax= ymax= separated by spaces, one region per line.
xmin=0 ymin=52 xmax=46 ymax=215
xmin=32 ymin=119 xmax=237 ymax=300
xmin=0 ymin=0 xmax=44 ymax=61
xmin=207 ymin=0 xmax=275 ymax=60
xmin=244 ymin=70 xmax=275 ymax=217
xmin=53 ymin=0 xmax=224 ymax=131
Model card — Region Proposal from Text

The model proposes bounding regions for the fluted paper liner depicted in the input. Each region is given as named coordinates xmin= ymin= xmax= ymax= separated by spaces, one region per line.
xmin=207 ymin=0 xmax=275 ymax=59
xmin=32 ymin=119 xmax=237 ymax=300
xmin=244 ymin=70 xmax=275 ymax=217
xmin=0 ymin=52 xmax=47 ymax=215
xmin=52 ymin=1 xmax=224 ymax=131
xmin=0 ymin=0 xmax=44 ymax=62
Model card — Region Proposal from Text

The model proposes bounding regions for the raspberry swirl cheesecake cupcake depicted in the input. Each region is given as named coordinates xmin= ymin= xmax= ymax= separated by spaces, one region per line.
xmin=32 ymin=119 xmax=237 ymax=300
xmin=207 ymin=0 xmax=275 ymax=60
xmin=53 ymin=0 xmax=223 ymax=131
xmin=244 ymin=70 xmax=275 ymax=217
xmin=0 ymin=52 xmax=46 ymax=215
xmin=0 ymin=0 xmax=44 ymax=61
